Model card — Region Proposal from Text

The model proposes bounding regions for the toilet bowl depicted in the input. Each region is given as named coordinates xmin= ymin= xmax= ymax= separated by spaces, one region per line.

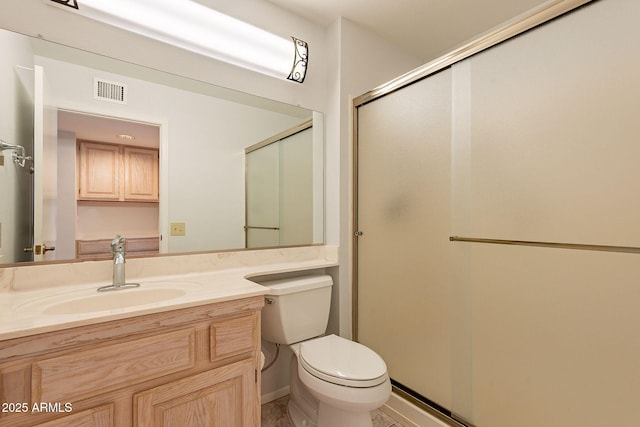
xmin=258 ymin=275 xmax=392 ymax=427
xmin=293 ymin=335 xmax=391 ymax=427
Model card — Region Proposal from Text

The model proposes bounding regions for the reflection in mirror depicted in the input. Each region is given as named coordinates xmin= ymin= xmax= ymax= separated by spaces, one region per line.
xmin=61 ymin=111 xmax=161 ymax=261
xmin=246 ymin=120 xmax=319 ymax=248
xmin=0 ymin=27 xmax=323 ymax=265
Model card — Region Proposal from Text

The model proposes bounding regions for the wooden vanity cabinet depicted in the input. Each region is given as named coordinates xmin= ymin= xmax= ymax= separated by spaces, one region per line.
xmin=0 ymin=296 xmax=263 ymax=427
xmin=134 ymin=360 xmax=254 ymax=427
xmin=78 ymin=141 xmax=159 ymax=202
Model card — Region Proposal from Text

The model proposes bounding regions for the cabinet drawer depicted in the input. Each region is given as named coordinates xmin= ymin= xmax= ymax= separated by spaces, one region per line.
xmin=76 ymin=237 xmax=160 ymax=259
xmin=210 ymin=315 xmax=258 ymax=361
xmin=33 ymin=329 xmax=195 ymax=402
xmin=125 ymin=237 xmax=160 ymax=254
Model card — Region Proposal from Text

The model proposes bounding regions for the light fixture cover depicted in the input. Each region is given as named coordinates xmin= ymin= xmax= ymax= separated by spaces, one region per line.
xmin=288 ymin=37 xmax=308 ymax=83
xmin=50 ymin=0 xmax=78 ymax=9
xmin=50 ymin=0 xmax=308 ymax=83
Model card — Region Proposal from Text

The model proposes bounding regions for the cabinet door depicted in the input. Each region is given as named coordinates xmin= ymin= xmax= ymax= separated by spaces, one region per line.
xmin=134 ymin=359 xmax=257 ymax=427
xmin=123 ymin=146 xmax=158 ymax=201
xmin=35 ymin=404 xmax=114 ymax=427
xmin=78 ymin=142 xmax=120 ymax=200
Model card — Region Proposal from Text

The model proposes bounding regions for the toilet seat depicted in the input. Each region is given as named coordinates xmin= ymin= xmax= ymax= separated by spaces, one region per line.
xmin=299 ymin=335 xmax=388 ymax=388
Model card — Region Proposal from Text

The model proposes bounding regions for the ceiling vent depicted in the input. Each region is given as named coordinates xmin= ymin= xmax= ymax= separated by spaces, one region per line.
xmin=94 ymin=78 xmax=127 ymax=104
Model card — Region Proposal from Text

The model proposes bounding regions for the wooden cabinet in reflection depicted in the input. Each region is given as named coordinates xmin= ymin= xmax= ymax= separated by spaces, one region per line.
xmin=77 ymin=141 xmax=158 ymax=202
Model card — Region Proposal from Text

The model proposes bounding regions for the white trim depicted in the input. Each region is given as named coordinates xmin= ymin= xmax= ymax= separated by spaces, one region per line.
xmin=261 ymin=385 xmax=290 ymax=405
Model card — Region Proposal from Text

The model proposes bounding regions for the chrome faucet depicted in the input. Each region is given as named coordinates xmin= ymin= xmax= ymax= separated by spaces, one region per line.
xmin=112 ymin=235 xmax=126 ymax=286
xmin=97 ymin=235 xmax=140 ymax=292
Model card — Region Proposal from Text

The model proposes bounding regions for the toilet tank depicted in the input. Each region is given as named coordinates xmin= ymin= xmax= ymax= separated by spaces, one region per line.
xmin=259 ymin=274 xmax=333 ymax=345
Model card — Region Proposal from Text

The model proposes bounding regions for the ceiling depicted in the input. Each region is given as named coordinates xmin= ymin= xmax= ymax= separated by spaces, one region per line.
xmin=58 ymin=110 xmax=160 ymax=149
xmin=267 ymin=0 xmax=551 ymax=61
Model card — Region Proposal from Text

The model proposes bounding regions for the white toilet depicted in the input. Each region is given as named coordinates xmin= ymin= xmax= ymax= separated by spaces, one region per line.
xmin=260 ymin=274 xmax=391 ymax=427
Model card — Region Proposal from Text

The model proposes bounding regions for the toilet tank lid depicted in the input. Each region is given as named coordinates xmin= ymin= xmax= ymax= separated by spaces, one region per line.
xmin=259 ymin=274 xmax=333 ymax=296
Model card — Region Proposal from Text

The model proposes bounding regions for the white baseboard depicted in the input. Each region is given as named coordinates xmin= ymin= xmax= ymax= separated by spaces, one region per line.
xmin=382 ymin=392 xmax=451 ymax=427
xmin=261 ymin=385 xmax=290 ymax=405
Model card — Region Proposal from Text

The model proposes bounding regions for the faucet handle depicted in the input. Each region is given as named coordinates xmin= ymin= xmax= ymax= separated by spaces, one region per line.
xmin=111 ymin=234 xmax=126 ymax=256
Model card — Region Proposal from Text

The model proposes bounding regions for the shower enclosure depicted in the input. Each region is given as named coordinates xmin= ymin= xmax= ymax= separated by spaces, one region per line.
xmin=353 ymin=0 xmax=640 ymax=426
xmin=245 ymin=120 xmax=318 ymax=248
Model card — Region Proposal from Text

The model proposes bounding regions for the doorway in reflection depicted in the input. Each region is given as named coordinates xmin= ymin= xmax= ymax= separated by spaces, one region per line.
xmin=57 ymin=111 xmax=161 ymax=260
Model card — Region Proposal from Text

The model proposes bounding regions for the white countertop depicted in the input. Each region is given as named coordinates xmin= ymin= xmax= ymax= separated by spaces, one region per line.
xmin=0 ymin=246 xmax=338 ymax=341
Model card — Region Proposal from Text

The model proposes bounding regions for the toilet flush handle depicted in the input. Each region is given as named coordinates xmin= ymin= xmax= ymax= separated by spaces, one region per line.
xmin=265 ymin=297 xmax=275 ymax=305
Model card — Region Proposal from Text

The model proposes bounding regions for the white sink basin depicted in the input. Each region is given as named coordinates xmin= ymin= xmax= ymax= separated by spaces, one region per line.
xmin=44 ymin=288 xmax=187 ymax=315
xmin=19 ymin=281 xmax=200 ymax=315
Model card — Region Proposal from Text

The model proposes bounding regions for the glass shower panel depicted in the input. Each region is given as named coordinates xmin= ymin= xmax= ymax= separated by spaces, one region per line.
xmin=245 ymin=143 xmax=279 ymax=248
xmin=465 ymin=0 xmax=640 ymax=247
xmin=450 ymin=59 xmax=474 ymax=424
xmin=456 ymin=0 xmax=640 ymax=425
xmin=245 ymin=125 xmax=314 ymax=248
xmin=356 ymin=69 xmax=454 ymax=410
xmin=467 ymin=244 xmax=640 ymax=427
xmin=279 ymin=127 xmax=313 ymax=246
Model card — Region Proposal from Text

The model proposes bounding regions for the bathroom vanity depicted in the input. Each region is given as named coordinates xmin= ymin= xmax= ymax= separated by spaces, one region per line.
xmin=0 ymin=246 xmax=338 ymax=426
xmin=0 ymin=296 xmax=262 ymax=426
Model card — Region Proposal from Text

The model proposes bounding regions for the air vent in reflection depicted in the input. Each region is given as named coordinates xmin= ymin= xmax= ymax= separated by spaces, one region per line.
xmin=94 ymin=78 xmax=127 ymax=104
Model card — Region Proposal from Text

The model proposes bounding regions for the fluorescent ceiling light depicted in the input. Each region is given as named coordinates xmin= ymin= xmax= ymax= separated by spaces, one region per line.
xmin=49 ymin=0 xmax=308 ymax=83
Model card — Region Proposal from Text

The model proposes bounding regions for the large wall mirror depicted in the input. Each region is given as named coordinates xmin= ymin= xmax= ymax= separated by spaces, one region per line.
xmin=0 ymin=27 xmax=324 ymax=265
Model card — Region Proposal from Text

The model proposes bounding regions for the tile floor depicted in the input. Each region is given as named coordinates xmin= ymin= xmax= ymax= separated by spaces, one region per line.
xmin=261 ymin=395 xmax=405 ymax=427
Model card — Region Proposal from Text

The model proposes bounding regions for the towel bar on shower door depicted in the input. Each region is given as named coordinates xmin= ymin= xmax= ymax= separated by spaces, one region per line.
xmin=449 ymin=236 xmax=640 ymax=255
xmin=244 ymin=226 xmax=280 ymax=230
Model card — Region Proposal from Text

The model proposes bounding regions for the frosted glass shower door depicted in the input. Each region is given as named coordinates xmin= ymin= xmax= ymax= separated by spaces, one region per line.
xmin=245 ymin=125 xmax=314 ymax=248
xmin=457 ymin=1 xmax=640 ymax=425
xmin=278 ymin=127 xmax=313 ymax=246
xmin=355 ymin=68 xmax=454 ymax=410
xmin=356 ymin=1 xmax=640 ymax=426
xmin=245 ymin=143 xmax=280 ymax=248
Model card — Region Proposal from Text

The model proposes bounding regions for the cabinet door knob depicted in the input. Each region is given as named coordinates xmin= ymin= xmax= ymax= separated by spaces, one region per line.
xmin=354 ymin=231 xmax=364 ymax=237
